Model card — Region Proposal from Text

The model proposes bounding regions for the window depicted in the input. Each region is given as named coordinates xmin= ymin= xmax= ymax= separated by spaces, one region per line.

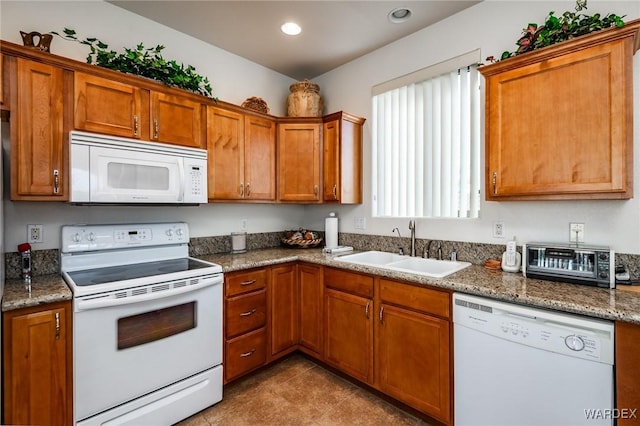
xmin=372 ymin=50 xmax=481 ymax=218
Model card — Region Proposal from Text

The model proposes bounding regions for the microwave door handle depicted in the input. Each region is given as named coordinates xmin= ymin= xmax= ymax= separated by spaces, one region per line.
xmin=178 ymin=160 xmax=185 ymax=202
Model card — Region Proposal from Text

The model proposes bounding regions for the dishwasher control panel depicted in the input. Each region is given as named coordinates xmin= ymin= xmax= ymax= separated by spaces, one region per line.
xmin=453 ymin=294 xmax=614 ymax=364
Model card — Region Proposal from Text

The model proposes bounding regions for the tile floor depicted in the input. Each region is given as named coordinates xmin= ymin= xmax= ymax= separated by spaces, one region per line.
xmin=177 ymin=353 xmax=432 ymax=426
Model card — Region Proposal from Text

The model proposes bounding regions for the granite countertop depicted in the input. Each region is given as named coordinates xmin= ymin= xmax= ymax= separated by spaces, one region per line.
xmin=3 ymin=247 xmax=640 ymax=325
xmin=201 ymin=248 xmax=640 ymax=325
xmin=2 ymin=274 xmax=72 ymax=312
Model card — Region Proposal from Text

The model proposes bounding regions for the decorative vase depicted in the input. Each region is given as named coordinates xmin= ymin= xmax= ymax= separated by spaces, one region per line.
xmin=20 ymin=31 xmax=53 ymax=52
xmin=287 ymin=80 xmax=323 ymax=117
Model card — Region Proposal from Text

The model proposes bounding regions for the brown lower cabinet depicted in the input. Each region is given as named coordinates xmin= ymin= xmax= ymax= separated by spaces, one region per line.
xmin=324 ymin=268 xmax=374 ymax=384
xmin=298 ymin=263 xmax=323 ymax=356
xmin=270 ymin=263 xmax=299 ymax=357
xmin=3 ymin=301 xmax=72 ymax=426
xmin=616 ymin=321 xmax=640 ymax=426
xmin=223 ymin=268 xmax=268 ymax=383
xmin=376 ymin=279 xmax=451 ymax=425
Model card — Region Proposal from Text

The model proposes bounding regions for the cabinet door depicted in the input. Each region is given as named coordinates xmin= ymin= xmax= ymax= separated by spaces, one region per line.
xmin=151 ymin=91 xmax=203 ymax=148
xmin=244 ymin=115 xmax=276 ymax=201
xmin=324 ymin=288 xmax=373 ymax=384
xmin=484 ymin=38 xmax=632 ymax=200
xmin=207 ymin=106 xmax=244 ymax=200
xmin=376 ymin=303 xmax=451 ymax=424
xmin=616 ymin=321 xmax=640 ymax=426
xmin=11 ymin=58 xmax=65 ymax=200
xmin=270 ymin=264 xmax=299 ymax=356
xmin=74 ymin=72 xmax=145 ymax=138
xmin=1 ymin=53 xmax=5 ymax=109
xmin=277 ymin=122 xmax=321 ymax=202
xmin=322 ymin=119 xmax=341 ymax=201
xmin=298 ymin=263 xmax=323 ymax=356
xmin=3 ymin=303 xmax=71 ymax=426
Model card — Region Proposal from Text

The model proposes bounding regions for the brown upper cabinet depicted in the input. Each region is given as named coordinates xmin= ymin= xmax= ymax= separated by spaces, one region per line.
xmin=323 ymin=112 xmax=365 ymax=204
xmin=1 ymin=40 xmax=365 ymax=205
xmin=10 ymin=57 xmax=67 ymax=200
xmin=481 ymin=20 xmax=640 ymax=200
xmin=277 ymin=119 xmax=322 ymax=202
xmin=74 ymin=72 xmax=146 ymax=139
xmin=207 ymin=105 xmax=276 ymax=201
xmin=74 ymin=72 xmax=205 ymax=148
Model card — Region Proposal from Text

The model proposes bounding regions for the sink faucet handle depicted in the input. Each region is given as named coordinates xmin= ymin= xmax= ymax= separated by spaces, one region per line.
xmin=392 ymin=227 xmax=402 ymax=238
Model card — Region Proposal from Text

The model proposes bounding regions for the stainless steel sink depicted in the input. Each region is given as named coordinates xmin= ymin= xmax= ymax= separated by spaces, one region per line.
xmin=334 ymin=250 xmax=471 ymax=278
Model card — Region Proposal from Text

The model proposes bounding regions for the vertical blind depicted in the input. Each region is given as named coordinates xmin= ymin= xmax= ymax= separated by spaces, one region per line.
xmin=372 ymin=51 xmax=481 ymax=219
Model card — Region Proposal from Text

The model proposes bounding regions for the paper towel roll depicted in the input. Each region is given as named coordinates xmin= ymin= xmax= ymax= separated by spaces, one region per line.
xmin=325 ymin=212 xmax=338 ymax=249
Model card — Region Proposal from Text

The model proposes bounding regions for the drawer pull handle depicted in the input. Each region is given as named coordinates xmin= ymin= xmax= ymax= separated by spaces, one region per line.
xmin=240 ymin=349 xmax=256 ymax=358
xmin=246 ymin=183 xmax=251 ymax=197
xmin=239 ymin=309 xmax=256 ymax=317
xmin=332 ymin=184 xmax=338 ymax=200
xmin=240 ymin=279 xmax=257 ymax=286
xmin=379 ymin=306 xmax=384 ymax=322
xmin=240 ymin=183 xmax=244 ymax=197
xmin=153 ymin=118 xmax=159 ymax=139
xmin=365 ymin=301 xmax=370 ymax=319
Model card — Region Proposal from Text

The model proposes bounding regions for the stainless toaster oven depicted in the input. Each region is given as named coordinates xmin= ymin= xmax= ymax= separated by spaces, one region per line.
xmin=523 ymin=243 xmax=614 ymax=288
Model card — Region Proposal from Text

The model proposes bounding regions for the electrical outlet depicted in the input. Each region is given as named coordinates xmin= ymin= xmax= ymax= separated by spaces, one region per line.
xmin=493 ymin=222 xmax=505 ymax=239
xmin=569 ymin=222 xmax=585 ymax=243
xmin=27 ymin=224 xmax=43 ymax=243
xmin=241 ymin=219 xmax=248 ymax=231
xmin=354 ymin=217 xmax=366 ymax=229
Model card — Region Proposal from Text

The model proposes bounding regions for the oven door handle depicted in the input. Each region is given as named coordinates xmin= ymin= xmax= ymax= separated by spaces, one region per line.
xmin=75 ymin=277 xmax=222 ymax=311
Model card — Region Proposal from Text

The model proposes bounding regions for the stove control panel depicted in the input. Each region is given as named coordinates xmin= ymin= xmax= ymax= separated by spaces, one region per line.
xmin=62 ymin=222 xmax=189 ymax=253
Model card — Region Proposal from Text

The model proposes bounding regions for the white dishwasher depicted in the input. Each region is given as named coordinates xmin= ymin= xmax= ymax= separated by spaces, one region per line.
xmin=453 ymin=293 xmax=614 ymax=426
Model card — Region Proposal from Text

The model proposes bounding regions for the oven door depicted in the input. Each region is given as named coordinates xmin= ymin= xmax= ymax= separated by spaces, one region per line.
xmin=88 ymin=145 xmax=184 ymax=203
xmin=74 ymin=276 xmax=222 ymax=422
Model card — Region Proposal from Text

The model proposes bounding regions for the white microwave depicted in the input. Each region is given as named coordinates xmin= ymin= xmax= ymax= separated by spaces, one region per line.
xmin=70 ymin=131 xmax=207 ymax=204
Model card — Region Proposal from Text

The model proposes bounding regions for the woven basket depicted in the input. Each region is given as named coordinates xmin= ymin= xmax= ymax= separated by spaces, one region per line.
xmin=287 ymin=79 xmax=323 ymax=117
xmin=241 ymin=97 xmax=270 ymax=114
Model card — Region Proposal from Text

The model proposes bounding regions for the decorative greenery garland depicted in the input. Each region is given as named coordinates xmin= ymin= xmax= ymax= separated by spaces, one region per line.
xmin=52 ymin=28 xmax=215 ymax=99
xmin=487 ymin=0 xmax=625 ymax=63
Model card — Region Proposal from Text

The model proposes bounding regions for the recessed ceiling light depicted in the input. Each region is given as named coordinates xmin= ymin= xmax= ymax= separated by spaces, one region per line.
xmin=281 ymin=22 xmax=302 ymax=36
xmin=388 ymin=7 xmax=412 ymax=24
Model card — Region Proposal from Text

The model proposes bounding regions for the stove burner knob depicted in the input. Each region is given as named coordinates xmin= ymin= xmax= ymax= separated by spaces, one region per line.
xmin=175 ymin=228 xmax=184 ymax=237
xmin=87 ymin=232 xmax=96 ymax=242
xmin=166 ymin=229 xmax=174 ymax=237
xmin=72 ymin=233 xmax=81 ymax=243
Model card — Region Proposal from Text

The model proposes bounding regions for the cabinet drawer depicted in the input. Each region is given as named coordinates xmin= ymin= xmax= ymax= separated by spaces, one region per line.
xmin=226 ymin=289 xmax=267 ymax=338
xmin=225 ymin=328 xmax=267 ymax=382
xmin=379 ymin=279 xmax=450 ymax=318
xmin=324 ymin=268 xmax=373 ymax=298
xmin=226 ymin=269 xmax=268 ymax=297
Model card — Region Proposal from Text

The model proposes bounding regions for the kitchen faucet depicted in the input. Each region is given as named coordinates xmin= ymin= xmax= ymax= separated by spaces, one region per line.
xmin=408 ymin=220 xmax=416 ymax=257
xmin=392 ymin=227 xmax=404 ymax=255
